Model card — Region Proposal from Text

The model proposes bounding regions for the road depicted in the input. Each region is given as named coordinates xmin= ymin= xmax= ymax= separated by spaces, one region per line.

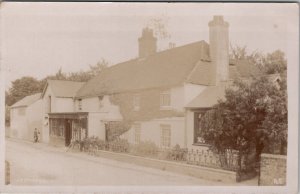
xmin=5 ymin=138 xmax=255 ymax=186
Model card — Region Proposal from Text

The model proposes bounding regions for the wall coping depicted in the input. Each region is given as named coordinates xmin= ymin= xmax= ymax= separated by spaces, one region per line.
xmin=261 ymin=153 xmax=287 ymax=159
xmin=97 ymin=149 xmax=236 ymax=175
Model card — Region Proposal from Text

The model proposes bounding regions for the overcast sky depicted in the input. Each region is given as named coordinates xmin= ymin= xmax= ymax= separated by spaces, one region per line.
xmin=1 ymin=3 xmax=298 ymax=90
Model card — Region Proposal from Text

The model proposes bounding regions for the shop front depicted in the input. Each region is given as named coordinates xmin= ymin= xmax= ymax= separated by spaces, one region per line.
xmin=48 ymin=112 xmax=88 ymax=147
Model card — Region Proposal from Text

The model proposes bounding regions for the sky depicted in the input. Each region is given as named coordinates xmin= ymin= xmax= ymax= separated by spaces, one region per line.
xmin=1 ymin=2 xmax=298 ymax=90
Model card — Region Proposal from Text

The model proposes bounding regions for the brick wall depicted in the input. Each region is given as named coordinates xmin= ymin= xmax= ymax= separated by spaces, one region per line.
xmin=259 ymin=153 xmax=286 ymax=185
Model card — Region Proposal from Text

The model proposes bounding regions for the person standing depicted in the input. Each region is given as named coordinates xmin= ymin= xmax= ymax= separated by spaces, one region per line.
xmin=34 ymin=128 xmax=40 ymax=143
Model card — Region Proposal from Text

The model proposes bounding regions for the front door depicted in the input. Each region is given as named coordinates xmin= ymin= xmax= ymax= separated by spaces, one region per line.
xmin=65 ymin=119 xmax=72 ymax=146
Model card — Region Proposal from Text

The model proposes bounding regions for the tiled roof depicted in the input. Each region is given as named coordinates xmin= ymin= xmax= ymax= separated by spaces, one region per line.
xmin=76 ymin=41 xmax=211 ymax=98
xmin=75 ymin=40 xmax=261 ymax=99
xmin=42 ymin=80 xmax=85 ymax=98
xmin=11 ymin=93 xmax=41 ymax=108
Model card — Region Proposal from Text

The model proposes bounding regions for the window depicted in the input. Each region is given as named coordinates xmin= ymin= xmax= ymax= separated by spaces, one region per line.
xmin=18 ymin=108 xmax=26 ymax=116
xmin=194 ymin=112 xmax=206 ymax=144
xmin=160 ymin=124 xmax=171 ymax=147
xmin=133 ymin=94 xmax=140 ymax=111
xmin=78 ymin=99 xmax=82 ymax=111
xmin=50 ymin=119 xmax=65 ymax=137
xmin=160 ymin=90 xmax=171 ymax=108
xmin=134 ymin=123 xmax=141 ymax=144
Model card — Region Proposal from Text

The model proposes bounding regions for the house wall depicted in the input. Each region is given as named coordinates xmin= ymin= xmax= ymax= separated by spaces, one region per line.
xmin=123 ymin=117 xmax=185 ymax=148
xmin=88 ymin=112 xmax=106 ymax=140
xmin=54 ymin=97 xmax=74 ymax=113
xmin=26 ymin=99 xmax=43 ymax=142
xmin=10 ymin=107 xmax=27 ymax=139
xmin=183 ymin=83 xmax=206 ymax=106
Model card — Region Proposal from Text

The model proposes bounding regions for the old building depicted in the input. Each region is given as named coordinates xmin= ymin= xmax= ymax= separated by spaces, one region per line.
xmin=10 ymin=93 xmax=43 ymax=141
xmin=71 ymin=15 xmax=259 ymax=148
xmin=17 ymin=15 xmax=264 ymax=149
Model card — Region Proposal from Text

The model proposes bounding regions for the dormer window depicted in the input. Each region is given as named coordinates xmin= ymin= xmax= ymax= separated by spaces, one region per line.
xmin=78 ymin=99 xmax=82 ymax=111
xmin=160 ymin=90 xmax=171 ymax=109
xmin=133 ymin=94 xmax=140 ymax=111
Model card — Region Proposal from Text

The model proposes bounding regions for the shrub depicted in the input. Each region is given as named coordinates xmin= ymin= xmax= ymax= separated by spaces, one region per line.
xmin=108 ymin=139 xmax=130 ymax=153
xmin=130 ymin=141 xmax=159 ymax=157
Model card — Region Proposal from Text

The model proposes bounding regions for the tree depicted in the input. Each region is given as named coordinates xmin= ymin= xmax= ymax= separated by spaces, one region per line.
xmin=199 ymin=75 xmax=287 ymax=177
xmin=88 ymin=58 xmax=108 ymax=77
xmin=6 ymin=77 xmax=42 ymax=106
xmin=230 ymin=45 xmax=287 ymax=75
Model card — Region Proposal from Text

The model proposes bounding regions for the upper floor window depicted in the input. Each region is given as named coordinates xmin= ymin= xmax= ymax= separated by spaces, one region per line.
xmin=133 ymin=94 xmax=140 ymax=111
xmin=78 ymin=99 xmax=82 ymax=111
xmin=160 ymin=124 xmax=171 ymax=148
xmin=160 ymin=90 xmax=171 ymax=108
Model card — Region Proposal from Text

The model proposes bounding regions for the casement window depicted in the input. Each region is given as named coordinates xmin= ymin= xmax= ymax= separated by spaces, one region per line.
xmin=133 ymin=94 xmax=140 ymax=111
xmin=160 ymin=124 xmax=171 ymax=147
xmin=78 ymin=99 xmax=82 ymax=111
xmin=18 ymin=107 xmax=26 ymax=116
xmin=193 ymin=112 xmax=206 ymax=144
xmin=160 ymin=90 xmax=171 ymax=109
xmin=98 ymin=96 xmax=104 ymax=109
xmin=134 ymin=123 xmax=141 ymax=144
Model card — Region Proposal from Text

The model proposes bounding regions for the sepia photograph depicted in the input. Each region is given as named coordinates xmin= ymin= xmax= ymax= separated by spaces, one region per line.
xmin=0 ymin=2 xmax=298 ymax=193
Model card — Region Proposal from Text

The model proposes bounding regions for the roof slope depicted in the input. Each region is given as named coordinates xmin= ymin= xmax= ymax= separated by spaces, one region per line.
xmin=42 ymin=80 xmax=85 ymax=98
xmin=11 ymin=93 xmax=41 ymax=108
xmin=76 ymin=41 xmax=210 ymax=98
xmin=186 ymin=82 xmax=231 ymax=109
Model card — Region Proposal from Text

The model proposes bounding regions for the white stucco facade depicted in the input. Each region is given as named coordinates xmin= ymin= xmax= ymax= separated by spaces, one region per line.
xmin=10 ymin=99 xmax=43 ymax=141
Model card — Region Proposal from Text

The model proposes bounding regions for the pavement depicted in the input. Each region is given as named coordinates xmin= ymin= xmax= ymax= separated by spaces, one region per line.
xmin=5 ymin=138 xmax=258 ymax=186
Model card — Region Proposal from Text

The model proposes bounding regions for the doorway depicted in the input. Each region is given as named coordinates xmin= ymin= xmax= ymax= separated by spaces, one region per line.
xmin=65 ymin=119 xmax=72 ymax=146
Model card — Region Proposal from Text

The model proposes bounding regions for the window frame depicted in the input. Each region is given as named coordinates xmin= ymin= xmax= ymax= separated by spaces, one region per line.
xmin=160 ymin=90 xmax=171 ymax=110
xmin=160 ymin=124 xmax=171 ymax=148
xmin=132 ymin=94 xmax=141 ymax=111
xmin=133 ymin=123 xmax=141 ymax=144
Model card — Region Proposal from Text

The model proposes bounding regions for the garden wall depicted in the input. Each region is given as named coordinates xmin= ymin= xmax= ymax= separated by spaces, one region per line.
xmin=94 ymin=149 xmax=237 ymax=183
xmin=259 ymin=153 xmax=286 ymax=186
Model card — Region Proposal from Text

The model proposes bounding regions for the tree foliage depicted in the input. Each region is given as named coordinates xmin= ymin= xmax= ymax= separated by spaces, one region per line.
xmin=230 ymin=45 xmax=287 ymax=74
xmin=5 ymin=59 xmax=108 ymax=107
xmin=200 ymin=76 xmax=287 ymax=156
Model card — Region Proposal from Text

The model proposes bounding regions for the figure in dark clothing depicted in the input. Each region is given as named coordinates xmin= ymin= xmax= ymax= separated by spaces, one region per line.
xmin=34 ymin=128 xmax=40 ymax=143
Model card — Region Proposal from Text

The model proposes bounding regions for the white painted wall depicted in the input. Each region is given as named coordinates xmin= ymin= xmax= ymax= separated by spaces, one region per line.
xmin=10 ymin=99 xmax=43 ymax=142
xmin=26 ymin=99 xmax=44 ymax=141
xmin=123 ymin=117 xmax=185 ymax=148
xmin=54 ymin=97 xmax=74 ymax=112
xmin=76 ymin=97 xmax=100 ymax=112
xmin=183 ymin=83 xmax=206 ymax=106
xmin=10 ymin=107 xmax=27 ymax=139
xmin=170 ymin=86 xmax=185 ymax=111
xmin=88 ymin=112 xmax=106 ymax=140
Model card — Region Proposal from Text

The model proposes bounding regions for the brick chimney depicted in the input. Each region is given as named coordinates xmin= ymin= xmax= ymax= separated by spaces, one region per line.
xmin=138 ymin=28 xmax=157 ymax=58
xmin=209 ymin=16 xmax=229 ymax=85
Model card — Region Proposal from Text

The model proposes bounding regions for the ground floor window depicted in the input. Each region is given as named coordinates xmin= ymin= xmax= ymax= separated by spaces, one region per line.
xmin=49 ymin=119 xmax=65 ymax=137
xmin=134 ymin=123 xmax=141 ymax=144
xmin=194 ymin=111 xmax=206 ymax=144
xmin=72 ymin=119 xmax=88 ymax=141
xmin=160 ymin=124 xmax=171 ymax=148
